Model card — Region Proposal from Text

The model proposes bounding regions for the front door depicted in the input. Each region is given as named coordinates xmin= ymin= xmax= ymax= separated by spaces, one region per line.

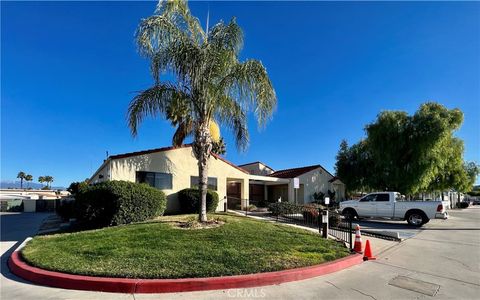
xmin=227 ymin=182 xmax=241 ymax=209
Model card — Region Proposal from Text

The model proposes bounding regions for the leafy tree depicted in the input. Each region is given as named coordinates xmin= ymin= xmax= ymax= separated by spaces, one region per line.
xmin=335 ymin=140 xmax=373 ymax=192
xmin=128 ymin=0 xmax=276 ymax=222
xmin=17 ymin=171 xmax=26 ymax=189
xmin=335 ymin=102 xmax=476 ymax=195
xmin=25 ymin=174 xmax=33 ymax=189
xmin=67 ymin=181 xmax=89 ymax=195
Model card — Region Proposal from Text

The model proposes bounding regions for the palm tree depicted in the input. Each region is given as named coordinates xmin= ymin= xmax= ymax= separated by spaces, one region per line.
xmin=128 ymin=0 xmax=276 ymax=222
xmin=44 ymin=176 xmax=54 ymax=189
xmin=25 ymin=174 xmax=33 ymax=189
xmin=17 ymin=171 xmax=26 ymax=189
xmin=38 ymin=176 xmax=46 ymax=188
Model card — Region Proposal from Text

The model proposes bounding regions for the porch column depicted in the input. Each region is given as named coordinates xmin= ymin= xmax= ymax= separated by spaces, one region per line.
xmin=240 ymin=178 xmax=249 ymax=209
xmin=288 ymin=179 xmax=295 ymax=203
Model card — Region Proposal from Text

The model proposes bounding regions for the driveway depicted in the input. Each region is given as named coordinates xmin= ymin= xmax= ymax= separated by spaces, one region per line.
xmin=1 ymin=208 xmax=479 ymax=299
xmin=355 ymin=216 xmax=450 ymax=239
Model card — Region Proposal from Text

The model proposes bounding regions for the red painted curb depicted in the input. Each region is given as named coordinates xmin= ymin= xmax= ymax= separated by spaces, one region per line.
xmin=9 ymin=251 xmax=363 ymax=293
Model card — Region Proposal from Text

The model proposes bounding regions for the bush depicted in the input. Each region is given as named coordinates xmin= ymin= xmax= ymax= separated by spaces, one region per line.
xmin=67 ymin=181 xmax=89 ymax=195
xmin=302 ymin=204 xmax=321 ymax=223
xmin=329 ymin=213 xmax=341 ymax=228
xmin=247 ymin=204 xmax=257 ymax=211
xmin=456 ymin=202 xmax=469 ymax=209
xmin=75 ymin=180 xmax=166 ymax=228
xmin=269 ymin=202 xmax=303 ymax=216
xmin=177 ymin=188 xmax=219 ymax=214
xmin=56 ymin=199 xmax=75 ymax=221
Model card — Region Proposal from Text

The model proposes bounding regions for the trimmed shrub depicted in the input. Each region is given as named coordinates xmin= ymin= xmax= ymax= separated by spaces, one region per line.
xmin=269 ymin=202 xmax=303 ymax=216
xmin=329 ymin=213 xmax=341 ymax=228
xmin=75 ymin=180 xmax=166 ymax=228
xmin=178 ymin=188 xmax=219 ymax=214
xmin=302 ymin=204 xmax=321 ymax=223
xmin=67 ymin=181 xmax=89 ymax=195
xmin=56 ymin=199 xmax=75 ymax=221
xmin=456 ymin=202 xmax=469 ymax=209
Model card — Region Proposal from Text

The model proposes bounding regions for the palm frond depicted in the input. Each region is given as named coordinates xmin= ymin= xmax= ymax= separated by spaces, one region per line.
xmin=220 ymin=59 xmax=277 ymax=127
xmin=215 ymin=95 xmax=249 ymax=151
xmin=208 ymin=17 xmax=243 ymax=54
xmin=155 ymin=0 xmax=205 ymax=44
xmin=127 ymin=83 xmax=189 ymax=136
xmin=172 ymin=120 xmax=193 ymax=147
xmin=136 ymin=15 xmax=190 ymax=57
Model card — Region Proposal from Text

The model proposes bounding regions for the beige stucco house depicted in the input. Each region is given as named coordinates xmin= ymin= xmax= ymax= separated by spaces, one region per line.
xmin=89 ymin=144 xmax=345 ymax=213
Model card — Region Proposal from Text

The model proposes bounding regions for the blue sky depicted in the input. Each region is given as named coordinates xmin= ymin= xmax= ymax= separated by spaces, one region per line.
xmin=2 ymin=1 xmax=479 ymax=187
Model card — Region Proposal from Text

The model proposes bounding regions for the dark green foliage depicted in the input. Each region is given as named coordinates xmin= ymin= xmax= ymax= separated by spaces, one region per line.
xmin=269 ymin=202 xmax=303 ymax=216
xmin=67 ymin=181 xmax=89 ymax=195
xmin=312 ymin=191 xmax=325 ymax=204
xmin=75 ymin=180 xmax=166 ymax=228
xmin=22 ymin=214 xmax=350 ymax=279
xmin=212 ymin=137 xmax=227 ymax=155
xmin=56 ymin=200 xmax=75 ymax=221
xmin=329 ymin=213 xmax=341 ymax=228
xmin=335 ymin=102 xmax=479 ymax=194
xmin=467 ymin=191 xmax=480 ymax=197
xmin=456 ymin=202 xmax=469 ymax=209
xmin=177 ymin=188 xmax=219 ymax=213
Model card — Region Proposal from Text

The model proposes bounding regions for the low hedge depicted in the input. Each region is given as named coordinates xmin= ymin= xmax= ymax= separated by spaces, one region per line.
xmin=269 ymin=202 xmax=303 ymax=216
xmin=456 ymin=202 xmax=469 ymax=209
xmin=75 ymin=180 xmax=166 ymax=228
xmin=56 ymin=199 xmax=76 ymax=221
xmin=178 ymin=188 xmax=219 ymax=213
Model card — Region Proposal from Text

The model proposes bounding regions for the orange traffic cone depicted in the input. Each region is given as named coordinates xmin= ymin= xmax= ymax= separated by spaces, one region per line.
xmin=363 ymin=240 xmax=376 ymax=261
xmin=353 ymin=224 xmax=363 ymax=253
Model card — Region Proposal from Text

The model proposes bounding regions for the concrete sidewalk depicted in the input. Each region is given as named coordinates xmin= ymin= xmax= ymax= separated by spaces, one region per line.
xmin=1 ymin=209 xmax=479 ymax=299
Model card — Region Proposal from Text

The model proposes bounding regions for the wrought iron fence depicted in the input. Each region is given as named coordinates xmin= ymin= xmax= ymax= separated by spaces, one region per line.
xmin=225 ymin=199 xmax=353 ymax=249
xmin=327 ymin=210 xmax=353 ymax=250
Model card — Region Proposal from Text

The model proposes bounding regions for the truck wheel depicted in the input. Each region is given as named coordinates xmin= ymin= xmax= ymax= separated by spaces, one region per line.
xmin=342 ymin=208 xmax=357 ymax=221
xmin=406 ymin=211 xmax=426 ymax=227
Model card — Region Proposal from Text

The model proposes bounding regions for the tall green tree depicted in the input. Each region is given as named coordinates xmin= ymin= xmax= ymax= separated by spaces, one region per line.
xmin=25 ymin=174 xmax=33 ymax=189
xmin=335 ymin=102 xmax=475 ymax=195
xmin=17 ymin=171 xmax=26 ymax=189
xmin=128 ymin=0 xmax=276 ymax=222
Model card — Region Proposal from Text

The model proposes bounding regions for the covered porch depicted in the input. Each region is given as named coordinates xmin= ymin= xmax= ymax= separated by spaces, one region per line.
xmin=226 ymin=175 xmax=290 ymax=210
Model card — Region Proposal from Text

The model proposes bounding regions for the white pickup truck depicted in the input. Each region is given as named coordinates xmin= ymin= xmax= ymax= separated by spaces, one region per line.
xmin=339 ymin=192 xmax=448 ymax=227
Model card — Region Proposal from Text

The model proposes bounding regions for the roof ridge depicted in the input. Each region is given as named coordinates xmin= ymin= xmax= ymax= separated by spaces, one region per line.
xmin=109 ymin=144 xmax=192 ymax=160
xmin=271 ymin=164 xmax=321 ymax=173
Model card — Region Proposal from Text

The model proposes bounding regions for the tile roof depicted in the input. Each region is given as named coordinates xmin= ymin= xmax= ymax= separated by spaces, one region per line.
xmin=268 ymin=165 xmax=321 ymax=178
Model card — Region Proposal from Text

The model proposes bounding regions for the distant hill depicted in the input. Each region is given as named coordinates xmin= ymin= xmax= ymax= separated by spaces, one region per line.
xmin=0 ymin=180 xmax=65 ymax=190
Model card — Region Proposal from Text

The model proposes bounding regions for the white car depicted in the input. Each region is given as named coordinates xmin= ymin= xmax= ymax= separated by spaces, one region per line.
xmin=339 ymin=192 xmax=448 ymax=227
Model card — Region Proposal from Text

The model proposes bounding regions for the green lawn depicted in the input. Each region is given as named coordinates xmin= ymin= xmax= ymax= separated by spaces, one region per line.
xmin=22 ymin=214 xmax=350 ymax=279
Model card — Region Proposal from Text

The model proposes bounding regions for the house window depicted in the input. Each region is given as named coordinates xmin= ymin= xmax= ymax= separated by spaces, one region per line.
xmin=190 ymin=176 xmax=218 ymax=191
xmin=136 ymin=171 xmax=172 ymax=190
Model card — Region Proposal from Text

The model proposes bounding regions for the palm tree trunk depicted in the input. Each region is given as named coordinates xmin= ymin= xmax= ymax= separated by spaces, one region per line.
xmin=194 ymin=121 xmax=212 ymax=223
xmin=20 ymin=179 xmax=23 ymax=189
